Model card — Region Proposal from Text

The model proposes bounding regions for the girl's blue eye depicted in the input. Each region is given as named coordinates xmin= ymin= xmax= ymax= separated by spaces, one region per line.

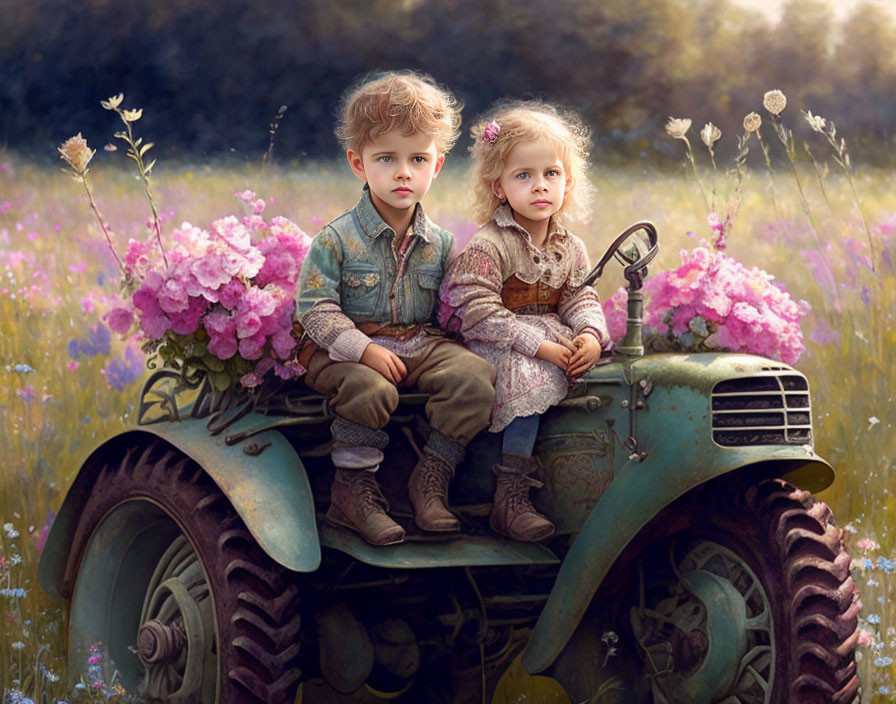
xmin=547 ymin=169 xmax=560 ymax=177
xmin=413 ymin=156 xmax=426 ymax=163
xmin=380 ymin=156 xmax=392 ymax=163
xmin=516 ymin=172 xmax=529 ymax=180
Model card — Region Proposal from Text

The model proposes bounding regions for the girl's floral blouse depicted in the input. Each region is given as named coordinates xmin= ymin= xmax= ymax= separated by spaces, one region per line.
xmin=439 ymin=205 xmax=610 ymax=355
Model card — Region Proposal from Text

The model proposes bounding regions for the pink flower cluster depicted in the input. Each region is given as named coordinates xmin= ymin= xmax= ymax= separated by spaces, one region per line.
xmin=104 ymin=191 xmax=312 ymax=385
xmin=610 ymin=246 xmax=809 ymax=365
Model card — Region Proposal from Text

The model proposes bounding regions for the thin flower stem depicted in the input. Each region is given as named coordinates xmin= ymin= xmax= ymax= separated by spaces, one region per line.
xmin=755 ymin=130 xmax=780 ymax=219
xmin=682 ymin=137 xmax=710 ymax=212
xmin=844 ymin=168 xmax=876 ymax=272
xmin=81 ymin=177 xmax=126 ymax=276
xmin=802 ymin=142 xmax=834 ymax=216
xmin=775 ymin=126 xmax=841 ymax=307
xmin=117 ymin=109 xmax=168 ymax=270
xmin=708 ymin=148 xmax=718 ymax=212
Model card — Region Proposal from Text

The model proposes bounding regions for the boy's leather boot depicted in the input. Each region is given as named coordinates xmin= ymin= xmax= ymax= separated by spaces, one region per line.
xmin=408 ymin=452 xmax=461 ymax=532
xmin=490 ymin=453 xmax=555 ymax=542
xmin=327 ymin=467 xmax=405 ymax=546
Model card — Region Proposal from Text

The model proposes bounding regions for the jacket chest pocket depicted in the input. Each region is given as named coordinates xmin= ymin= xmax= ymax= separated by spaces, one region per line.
xmin=341 ymin=263 xmax=382 ymax=317
xmin=409 ymin=265 xmax=442 ymax=321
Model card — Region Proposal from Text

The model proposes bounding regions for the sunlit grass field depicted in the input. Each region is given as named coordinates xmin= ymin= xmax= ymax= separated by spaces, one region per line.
xmin=1 ymin=152 xmax=895 ymax=701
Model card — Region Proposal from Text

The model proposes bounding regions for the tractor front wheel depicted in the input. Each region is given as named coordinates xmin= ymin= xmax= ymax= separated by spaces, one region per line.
xmin=65 ymin=441 xmax=303 ymax=704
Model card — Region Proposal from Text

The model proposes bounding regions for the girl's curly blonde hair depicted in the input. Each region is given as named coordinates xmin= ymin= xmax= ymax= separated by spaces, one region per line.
xmin=335 ymin=70 xmax=462 ymax=155
xmin=469 ymin=101 xmax=594 ymax=225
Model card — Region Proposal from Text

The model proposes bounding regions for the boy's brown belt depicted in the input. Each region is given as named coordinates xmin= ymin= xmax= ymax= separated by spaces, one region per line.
xmin=356 ymin=322 xmax=441 ymax=341
xmin=294 ymin=321 xmax=444 ymax=367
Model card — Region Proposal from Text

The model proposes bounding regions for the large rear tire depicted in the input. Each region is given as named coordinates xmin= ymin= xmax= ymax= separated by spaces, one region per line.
xmin=66 ymin=441 xmax=303 ymax=704
xmin=642 ymin=477 xmax=861 ymax=704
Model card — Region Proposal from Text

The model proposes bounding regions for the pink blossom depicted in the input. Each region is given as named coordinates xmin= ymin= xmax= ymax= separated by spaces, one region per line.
xmin=481 ymin=120 xmax=501 ymax=143
xmin=601 ymin=288 xmax=628 ymax=344
xmin=236 ymin=311 xmax=262 ymax=339
xmin=251 ymin=198 xmax=267 ymax=215
xmin=207 ymin=333 xmax=238 ymax=360
xmin=191 ymin=250 xmax=232 ymax=290
xmin=240 ymin=372 xmax=263 ymax=388
xmin=857 ymin=538 xmax=879 ymax=551
xmin=124 ymin=238 xmax=152 ymax=278
xmin=105 ymin=307 xmax=135 ymax=334
xmin=238 ymin=336 xmax=264 ymax=360
xmin=169 ymin=297 xmax=208 ymax=335
xmin=211 ymin=216 xmax=252 ymax=252
xmin=157 ymin=278 xmax=190 ymax=314
xmin=234 ymin=190 xmax=256 ymax=204
xmin=643 ymin=247 xmax=807 ymax=364
xmin=203 ymin=310 xmax=234 ymax=336
xmin=857 ymin=629 xmax=875 ymax=646
xmin=272 ymin=328 xmax=296 ymax=359
xmin=242 ymin=214 xmax=267 ymax=231
xmin=67 ymin=360 xmax=80 ymax=371
xmin=218 ymin=278 xmax=245 ymax=310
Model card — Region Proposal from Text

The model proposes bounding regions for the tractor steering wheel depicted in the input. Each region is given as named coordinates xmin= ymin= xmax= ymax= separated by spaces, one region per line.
xmin=582 ymin=221 xmax=658 ymax=291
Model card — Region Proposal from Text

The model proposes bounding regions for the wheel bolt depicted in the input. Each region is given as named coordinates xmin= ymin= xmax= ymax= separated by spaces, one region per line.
xmin=137 ymin=618 xmax=186 ymax=665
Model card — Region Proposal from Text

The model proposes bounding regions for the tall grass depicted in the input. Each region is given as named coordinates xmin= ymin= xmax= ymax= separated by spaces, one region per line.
xmin=0 ymin=148 xmax=894 ymax=700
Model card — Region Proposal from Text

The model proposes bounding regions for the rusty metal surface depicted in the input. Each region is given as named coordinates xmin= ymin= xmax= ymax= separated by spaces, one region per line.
xmin=40 ymin=414 xmax=321 ymax=599
xmin=319 ymin=523 xmax=560 ymax=568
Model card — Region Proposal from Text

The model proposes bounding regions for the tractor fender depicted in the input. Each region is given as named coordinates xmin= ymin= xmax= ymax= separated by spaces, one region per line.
xmin=39 ymin=414 xmax=320 ymax=601
xmin=521 ymin=446 xmax=833 ymax=675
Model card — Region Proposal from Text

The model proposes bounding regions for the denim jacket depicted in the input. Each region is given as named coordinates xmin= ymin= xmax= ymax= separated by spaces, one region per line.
xmin=297 ymin=186 xmax=454 ymax=359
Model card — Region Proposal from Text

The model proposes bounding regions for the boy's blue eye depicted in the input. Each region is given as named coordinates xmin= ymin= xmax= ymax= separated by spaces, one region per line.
xmin=547 ymin=169 xmax=560 ymax=177
xmin=379 ymin=156 xmax=392 ymax=163
xmin=516 ymin=172 xmax=529 ymax=180
xmin=413 ymin=156 xmax=426 ymax=163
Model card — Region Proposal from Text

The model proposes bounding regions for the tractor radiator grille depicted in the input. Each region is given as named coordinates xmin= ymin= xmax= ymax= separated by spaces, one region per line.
xmin=711 ymin=374 xmax=812 ymax=447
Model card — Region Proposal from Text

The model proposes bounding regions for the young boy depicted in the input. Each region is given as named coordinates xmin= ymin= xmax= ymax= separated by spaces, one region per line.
xmin=297 ymin=71 xmax=496 ymax=546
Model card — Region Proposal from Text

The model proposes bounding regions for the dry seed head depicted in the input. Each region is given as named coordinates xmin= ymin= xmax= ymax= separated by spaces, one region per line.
xmin=122 ymin=109 xmax=143 ymax=123
xmin=700 ymin=122 xmax=722 ymax=148
xmin=101 ymin=93 xmax=124 ymax=110
xmin=763 ymin=90 xmax=787 ymax=116
xmin=803 ymin=110 xmax=826 ymax=133
xmin=665 ymin=117 xmax=692 ymax=139
xmin=58 ymin=133 xmax=95 ymax=174
xmin=743 ymin=112 xmax=762 ymax=133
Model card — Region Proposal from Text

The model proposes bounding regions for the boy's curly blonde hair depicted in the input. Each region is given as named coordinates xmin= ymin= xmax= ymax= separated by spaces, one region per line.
xmin=335 ymin=70 xmax=462 ymax=155
xmin=469 ymin=101 xmax=594 ymax=225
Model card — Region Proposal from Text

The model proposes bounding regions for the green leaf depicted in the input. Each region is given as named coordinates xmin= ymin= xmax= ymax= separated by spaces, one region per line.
xmin=211 ymin=371 xmax=232 ymax=391
xmin=202 ymin=354 xmax=225 ymax=372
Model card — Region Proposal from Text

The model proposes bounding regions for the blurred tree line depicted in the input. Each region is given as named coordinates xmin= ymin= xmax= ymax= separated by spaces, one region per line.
xmin=2 ymin=0 xmax=895 ymax=163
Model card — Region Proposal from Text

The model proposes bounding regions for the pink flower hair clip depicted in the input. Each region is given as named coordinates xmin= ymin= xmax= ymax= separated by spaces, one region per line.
xmin=480 ymin=120 xmax=501 ymax=144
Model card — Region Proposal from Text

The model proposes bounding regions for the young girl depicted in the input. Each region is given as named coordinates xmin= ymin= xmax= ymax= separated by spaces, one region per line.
xmin=439 ymin=102 xmax=610 ymax=542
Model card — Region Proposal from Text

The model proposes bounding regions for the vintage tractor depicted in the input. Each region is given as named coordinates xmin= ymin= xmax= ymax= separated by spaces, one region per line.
xmin=38 ymin=223 xmax=860 ymax=704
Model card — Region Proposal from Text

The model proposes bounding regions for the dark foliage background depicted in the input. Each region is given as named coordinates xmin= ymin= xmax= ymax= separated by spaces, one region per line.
xmin=3 ymin=0 xmax=895 ymax=163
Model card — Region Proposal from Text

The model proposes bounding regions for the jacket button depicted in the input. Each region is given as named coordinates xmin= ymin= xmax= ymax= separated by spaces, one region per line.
xmin=533 ymin=256 xmax=540 ymax=264
xmin=555 ymin=252 xmax=562 ymax=261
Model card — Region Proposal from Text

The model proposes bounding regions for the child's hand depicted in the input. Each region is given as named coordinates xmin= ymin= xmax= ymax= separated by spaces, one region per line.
xmin=536 ymin=340 xmax=572 ymax=370
xmin=360 ymin=343 xmax=407 ymax=384
xmin=567 ymin=334 xmax=602 ymax=378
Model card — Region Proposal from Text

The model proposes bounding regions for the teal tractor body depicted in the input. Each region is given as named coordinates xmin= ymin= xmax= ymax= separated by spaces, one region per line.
xmin=39 ymin=224 xmax=859 ymax=704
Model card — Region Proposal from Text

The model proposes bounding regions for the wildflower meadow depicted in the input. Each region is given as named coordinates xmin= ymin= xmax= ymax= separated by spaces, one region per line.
xmin=1 ymin=93 xmax=895 ymax=702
